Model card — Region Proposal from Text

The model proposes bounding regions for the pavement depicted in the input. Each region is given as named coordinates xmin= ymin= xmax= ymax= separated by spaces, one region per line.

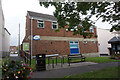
xmin=10 ymin=54 xmax=18 ymax=57
xmin=10 ymin=54 xmax=24 ymax=61
xmin=32 ymin=62 xmax=120 ymax=78
xmin=46 ymin=62 xmax=98 ymax=70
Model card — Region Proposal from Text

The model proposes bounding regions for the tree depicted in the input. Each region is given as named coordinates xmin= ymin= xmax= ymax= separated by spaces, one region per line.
xmin=39 ymin=1 xmax=120 ymax=38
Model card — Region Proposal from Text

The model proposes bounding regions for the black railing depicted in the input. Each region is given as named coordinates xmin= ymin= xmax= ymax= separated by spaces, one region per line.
xmin=24 ymin=51 xmax=31 ymax=66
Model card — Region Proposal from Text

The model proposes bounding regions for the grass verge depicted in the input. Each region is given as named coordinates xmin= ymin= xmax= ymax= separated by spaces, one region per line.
xmin=65 ymin=66 xmax=120 ymax=78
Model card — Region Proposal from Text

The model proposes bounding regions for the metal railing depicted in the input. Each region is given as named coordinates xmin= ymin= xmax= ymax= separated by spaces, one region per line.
xmin=24 ymin=51 xmax=31 ymax=66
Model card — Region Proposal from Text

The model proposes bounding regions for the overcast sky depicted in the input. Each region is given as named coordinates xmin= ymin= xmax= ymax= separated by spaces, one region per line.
xmin=2 ymin=0 xmax=112 ymax=46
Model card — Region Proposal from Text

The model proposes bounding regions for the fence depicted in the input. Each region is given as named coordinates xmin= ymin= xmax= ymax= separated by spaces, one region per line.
xmin=24 ymin=51 xmax=31 ymax=66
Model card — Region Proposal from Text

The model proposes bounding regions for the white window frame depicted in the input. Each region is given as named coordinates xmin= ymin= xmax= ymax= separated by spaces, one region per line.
xmin=90 ymin=26 xmax=94 ymax=33
xmin=83 ymin=40 xmax=87 ymax=44
xmin=52 ymin=21 xmax=58 ymax=29
xmin=70 ymin=41 xmax=79 ymax=44
xmin=91 ymin=40 xmax=95 ymax=44
xmin=37 ymin=20 xmax=44 ymax=28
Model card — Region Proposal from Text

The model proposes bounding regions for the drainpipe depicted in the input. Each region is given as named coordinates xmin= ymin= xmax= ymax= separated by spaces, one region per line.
xmin=31 ymin=17 xmax=33 ymax=59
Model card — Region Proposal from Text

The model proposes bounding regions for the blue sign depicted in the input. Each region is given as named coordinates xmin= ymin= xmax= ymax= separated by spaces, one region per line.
xmin=33 ymin=35 xmax=40 ymax=40
xmin=70 ymin=41 xmax=79 ymax=54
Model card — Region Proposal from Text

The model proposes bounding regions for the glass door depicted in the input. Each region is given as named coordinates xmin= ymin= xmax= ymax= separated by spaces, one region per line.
xmin=70 ymin=41 xmax=79 ymax=54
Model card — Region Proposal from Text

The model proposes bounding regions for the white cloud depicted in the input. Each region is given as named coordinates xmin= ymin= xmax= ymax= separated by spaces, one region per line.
xmin=2 ymin=0 xmax=55 ymax=46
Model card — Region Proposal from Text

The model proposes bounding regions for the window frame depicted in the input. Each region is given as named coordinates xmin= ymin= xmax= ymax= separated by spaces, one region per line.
xmin=83 ymin=40 xmax=87 ymax=44
xmin=52 ymin=21 xmax=58 ymax=29
xmin=91 ymin=40 xmax=95 ymax=44
xmin=69 ymin=41 xmax=80 ymax=54
xmin=70 ymin=41 xmax=79 ymax=44
xmin=37 ymin=20 xmax=44 ymax=28
xmin=90 ymin=26 xmax=94 ymax=33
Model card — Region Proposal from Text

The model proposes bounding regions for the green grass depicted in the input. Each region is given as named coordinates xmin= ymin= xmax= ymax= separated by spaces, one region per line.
xmin=86 ymin=57 xmax=120 ymax=63
xmin=65 ymin=66 xmax=120 ymax=78
xmin=30 ymin=57 xmax=120 ymax=71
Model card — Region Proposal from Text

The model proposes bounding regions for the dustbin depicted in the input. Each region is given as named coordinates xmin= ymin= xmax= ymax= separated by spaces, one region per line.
xmin=36 ymin=54 xmax=46 ymax=71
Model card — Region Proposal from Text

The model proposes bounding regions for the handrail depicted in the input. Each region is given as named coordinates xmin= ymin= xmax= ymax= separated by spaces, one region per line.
xmin=24 ymin=51 xmax=31 ymax=66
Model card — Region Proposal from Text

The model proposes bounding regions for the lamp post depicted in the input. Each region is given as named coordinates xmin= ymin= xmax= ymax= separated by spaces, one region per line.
xmin=18 ymin=24 xmax=20 ymax=56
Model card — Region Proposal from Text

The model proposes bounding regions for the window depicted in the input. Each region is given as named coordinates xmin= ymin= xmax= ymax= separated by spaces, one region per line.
xmin=70 ymin=41 xmax=79 ymax=44
xmin=90 ymin=26 xmax=94 ymax=33
xmin=91 ymin=40 xmax=95 ymax=44
xmin=70 ymin=41 xmax=73 ymax=44
xmin=83 ymin=40 xmax=87 ymax=44
xmin=38 ymin=20 xmax=44 ymax=28
xmin=117 ymin=45 xmax=120 ymax=50
xmin=75 ymin=41 xmax=78 ymax=44
xmin=52 ymin=22 xmax=58 ymax=29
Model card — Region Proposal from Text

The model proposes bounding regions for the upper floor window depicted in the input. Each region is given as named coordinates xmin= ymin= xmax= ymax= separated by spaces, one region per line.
xmin=90 ymin=26 xmax=94 ymax=33
xmin=83 ymin=40 xmax=87 ymax=44
xmin=91 ymin=40 xmax=95 ymax=44
xmin=52 ymin=22 xmax=58 ymax=29
xmin=38 ymin=20 xmax=44 ymax=28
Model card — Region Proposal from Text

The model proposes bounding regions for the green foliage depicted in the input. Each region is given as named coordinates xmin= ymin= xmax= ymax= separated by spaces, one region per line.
xmin=2 ymin=59 xmax=33 ymax=79
xmin=55 ymin=29 xmax=60 ymax=32
xmin=40 ymin=1 xmax=120 ymax=37
xmin=94 ymin=35 xmax=98 ymax=38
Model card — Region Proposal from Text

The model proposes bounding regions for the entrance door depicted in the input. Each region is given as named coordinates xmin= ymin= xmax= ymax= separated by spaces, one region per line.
xmin=70 ymin=41 xmax=79 ymax=54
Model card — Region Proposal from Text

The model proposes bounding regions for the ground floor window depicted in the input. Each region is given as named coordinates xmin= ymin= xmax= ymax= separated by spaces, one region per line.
xmin=69 ymin=41 xmax=79 ymax=54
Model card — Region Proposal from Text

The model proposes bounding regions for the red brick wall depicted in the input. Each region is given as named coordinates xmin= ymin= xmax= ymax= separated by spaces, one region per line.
xmin=23 ymin=14 xmax=97 ymax=41
xmin=10 ymin=46 xmax=17 ymax=53
xmin=79 ymin=41 xmax=98 ymax=54
xmin=22 ymin=14 xmax=98 ymax=56
xmin=32 ymin=19 xmax=97 ymax=38
xmin=31 ymin=40 xmax=98 ymax=56
xmin=32 ymin=40 xmax=70 ymax=56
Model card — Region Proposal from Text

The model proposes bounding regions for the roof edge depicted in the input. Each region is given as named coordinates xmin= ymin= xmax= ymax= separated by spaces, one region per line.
xmin=4 ymin=28 xmax=11 ymax=35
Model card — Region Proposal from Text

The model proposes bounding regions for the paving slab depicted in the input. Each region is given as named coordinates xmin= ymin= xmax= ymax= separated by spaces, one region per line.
xmin=10 ymin=54 xmax=24 ymax=61
xmin=46 ymin=62 xmax=98 ymax=70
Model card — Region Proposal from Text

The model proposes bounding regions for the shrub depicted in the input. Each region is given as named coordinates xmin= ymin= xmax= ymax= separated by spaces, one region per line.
xmin=2 ymin=59 xmax=32 ymax=79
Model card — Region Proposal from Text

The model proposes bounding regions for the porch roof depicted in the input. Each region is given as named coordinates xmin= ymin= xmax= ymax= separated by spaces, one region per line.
xmin=108 ymin=36 xmax=120 ymax=43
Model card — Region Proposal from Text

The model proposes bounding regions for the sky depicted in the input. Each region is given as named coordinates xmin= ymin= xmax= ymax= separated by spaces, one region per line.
xmin=2 ymin=0 xmax=112 ymax=46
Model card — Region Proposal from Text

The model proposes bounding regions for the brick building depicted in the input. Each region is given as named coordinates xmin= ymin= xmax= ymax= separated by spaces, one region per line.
xmin=10 ymin=46 xmax=17 ymax=54
xmin=22 ymin=11 xmax=99 ymax=57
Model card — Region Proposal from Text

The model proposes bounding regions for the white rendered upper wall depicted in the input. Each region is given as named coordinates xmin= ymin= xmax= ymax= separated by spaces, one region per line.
xmin=97 ymin=28 xmax=115 ymax=55
xmin=0 ymin=0 xmax=4 ymax=54
xmin=3 ymin=28 xmax=10 ymax=52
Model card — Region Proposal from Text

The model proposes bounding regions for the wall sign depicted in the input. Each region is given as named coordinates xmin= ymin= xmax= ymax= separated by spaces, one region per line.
xmin=33 ymin=35 xmax=40 ymax=40
xmin=23 ymin=43 xmax=29 ymax=51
